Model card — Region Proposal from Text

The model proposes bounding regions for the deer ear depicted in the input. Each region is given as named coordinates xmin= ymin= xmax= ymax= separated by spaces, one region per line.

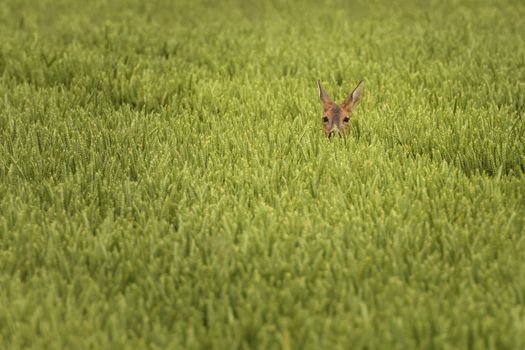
xmin=317 ymin=80 xmax=332 ymax=107
xmin=342 ymin=80 xmax=365 ymax=110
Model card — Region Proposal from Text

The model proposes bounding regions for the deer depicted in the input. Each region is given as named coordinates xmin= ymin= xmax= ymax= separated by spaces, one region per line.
xmin=317 ymin=80 xmax=365 ymax=138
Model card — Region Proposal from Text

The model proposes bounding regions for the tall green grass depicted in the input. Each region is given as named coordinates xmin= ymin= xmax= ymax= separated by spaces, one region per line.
xmin=1 ymin=0 xmax=525 ymax=348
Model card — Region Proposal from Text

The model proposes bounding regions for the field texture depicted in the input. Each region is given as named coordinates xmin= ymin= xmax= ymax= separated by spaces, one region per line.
xmin=1 ymin=0 xmax=525 ymax=348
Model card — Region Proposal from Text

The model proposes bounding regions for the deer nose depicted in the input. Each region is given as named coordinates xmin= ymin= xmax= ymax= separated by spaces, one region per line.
xmin=328 ymin=130 xmax=341 ymax=139
xmin=328 ymin=125 xmax=340 ymax=138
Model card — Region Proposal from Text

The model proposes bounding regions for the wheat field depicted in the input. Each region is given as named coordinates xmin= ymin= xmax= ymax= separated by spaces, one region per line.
xmin=1 ymin=0 xmax=525 ymax=349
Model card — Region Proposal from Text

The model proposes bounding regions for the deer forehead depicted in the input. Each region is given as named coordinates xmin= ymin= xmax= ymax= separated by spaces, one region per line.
xmin=326 ymin=105 xmax=347 ymax=117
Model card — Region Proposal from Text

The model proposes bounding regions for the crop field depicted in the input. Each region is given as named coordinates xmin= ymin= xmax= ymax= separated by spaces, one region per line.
xmin=1 ymin=0 xmax=525 ymax=348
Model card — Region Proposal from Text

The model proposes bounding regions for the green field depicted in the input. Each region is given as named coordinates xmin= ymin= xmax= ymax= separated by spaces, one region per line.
xmin=1 ymin=0 xmax=525 ymax=348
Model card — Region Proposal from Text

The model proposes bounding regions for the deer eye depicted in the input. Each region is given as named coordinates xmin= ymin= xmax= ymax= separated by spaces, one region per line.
xmin=322 ymin=116 xmax=329 ymax=124
xmin=343 ymin=117 xmax=350 ymax=124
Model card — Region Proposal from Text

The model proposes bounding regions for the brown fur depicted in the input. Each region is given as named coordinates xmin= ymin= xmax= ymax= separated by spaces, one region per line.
xmin=318 ymin=80 xmax=365 ymax=138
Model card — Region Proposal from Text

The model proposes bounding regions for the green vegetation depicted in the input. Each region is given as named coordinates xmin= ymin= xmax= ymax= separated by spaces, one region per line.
xmin=1 ymin=0 xmax=525 ymax=348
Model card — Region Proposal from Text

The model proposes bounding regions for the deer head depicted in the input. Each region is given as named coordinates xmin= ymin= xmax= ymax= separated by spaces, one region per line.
xmin=317 ymin=80 xmax=365 ymax=138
